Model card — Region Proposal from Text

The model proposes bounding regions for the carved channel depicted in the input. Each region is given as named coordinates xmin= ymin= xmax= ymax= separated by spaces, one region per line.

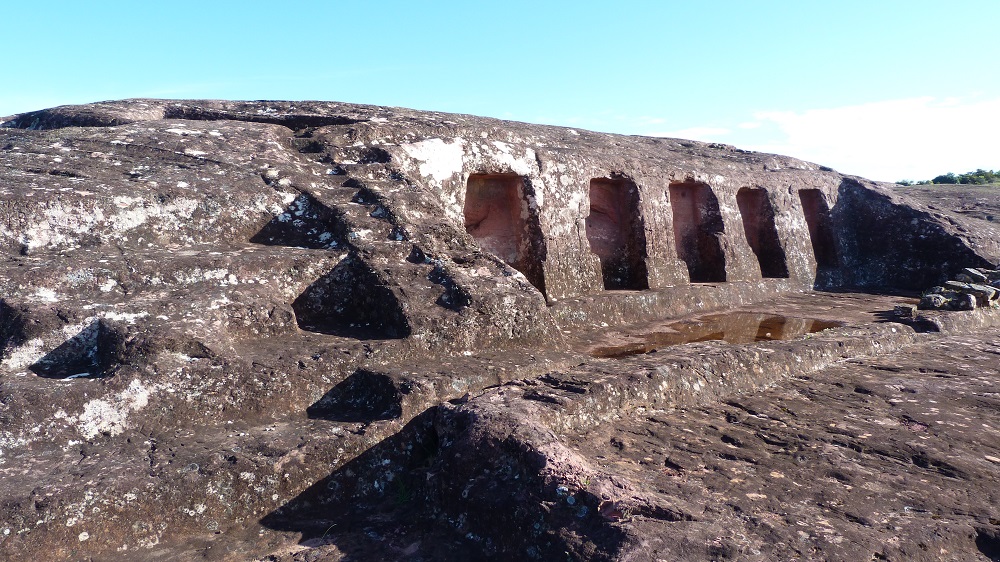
xmin=292 ymin=255 xmax=411 ymax=339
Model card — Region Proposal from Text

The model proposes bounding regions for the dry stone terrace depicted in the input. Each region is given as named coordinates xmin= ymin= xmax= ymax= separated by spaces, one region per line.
xmin=0 ymin=99 xmax=998 ymax=561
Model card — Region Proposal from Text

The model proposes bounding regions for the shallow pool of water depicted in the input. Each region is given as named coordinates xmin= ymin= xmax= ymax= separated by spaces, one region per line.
xmin=590 ymin=312 xmax=845 ymax=358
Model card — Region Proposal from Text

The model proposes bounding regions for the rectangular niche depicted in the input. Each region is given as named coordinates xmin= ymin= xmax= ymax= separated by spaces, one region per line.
xmin=586 ymin=178 xmax=649 ymax=290
xmin=464 ymin=173 xmax=546 ymax=294
xmin=798 ymin=189 xmax=839 ymax=268
xmin=668 ymin=181 xmax=727 ymax=283
xmin=737 ymin=187 xmax=789 ymax=278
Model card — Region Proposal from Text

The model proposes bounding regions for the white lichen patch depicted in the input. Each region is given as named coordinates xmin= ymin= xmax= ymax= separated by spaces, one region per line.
xmin=101 ymin=311 xmax=149 ymax=323
xmin=110 ymin=197 xmax=199 ymax=232
xmin=33 ymin=287 xmax=59 ymax=302
xmin=76 ymin=379 xmax=154 ymax=439
xmin=399 ymin=138 xmax=465 ymax=185
xmin=11 ymin=194 xmax=202 ymax=251
xmin=62 ymin=268 xmax=96 ymax=286
xmin=171 ymin=267 xmax=231 ymax=285
xmin=1 ymin=338 xmax=45 ymax=370
xmin=207 ymin=295 xmax=232 ymax=310
xmin=180 ymin=503 xmax=207 ymax=516
xmin=0 ymin=433 xmax=30 ymax=463
xmin=486 ymin=142 xmax=536 ymax=176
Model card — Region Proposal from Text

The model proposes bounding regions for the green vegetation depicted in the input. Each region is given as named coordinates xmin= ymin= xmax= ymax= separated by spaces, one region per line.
xmin=897 ymin=169 xmax=1000 ymax=186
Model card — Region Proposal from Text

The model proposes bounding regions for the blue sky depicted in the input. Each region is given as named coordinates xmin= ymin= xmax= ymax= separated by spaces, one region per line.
xmin=4 ymin=1 xmax=998 ymax=182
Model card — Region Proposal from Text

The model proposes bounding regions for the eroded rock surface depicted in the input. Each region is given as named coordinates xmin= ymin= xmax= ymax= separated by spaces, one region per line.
xmin=0 ymin=99 xmax=998 ymax=561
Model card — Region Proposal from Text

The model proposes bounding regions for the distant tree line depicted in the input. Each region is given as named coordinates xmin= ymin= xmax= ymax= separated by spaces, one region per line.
xmin=897 ymin=169 xmax=1000 ymax=186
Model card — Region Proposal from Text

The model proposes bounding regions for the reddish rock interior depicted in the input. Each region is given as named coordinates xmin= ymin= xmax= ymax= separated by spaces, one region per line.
xmin=464 ymin=173 xmax=547 ymax=295
xmin=463 ymin=173 xmax=523 ymax=264
xmin=799 ymin=188 xmax=839 ymax=269
xmin=737 ymin=187 xmax=789 ymax=278
xmin=669 ymin=181 xmax=727 ymax=282
xmin=586 ymin=178 xmax=649 ymax=290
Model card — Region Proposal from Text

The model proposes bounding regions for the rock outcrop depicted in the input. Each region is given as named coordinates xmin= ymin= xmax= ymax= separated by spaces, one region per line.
xmin=918 ymin=268 xmax=1000 ymax=311
xmin=1 ymin=99 xmax=998 ymax=561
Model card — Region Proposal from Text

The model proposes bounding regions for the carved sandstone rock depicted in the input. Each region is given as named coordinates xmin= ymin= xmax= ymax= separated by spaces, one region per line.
xmin=1 ymin=99 xmax=998 ymax=561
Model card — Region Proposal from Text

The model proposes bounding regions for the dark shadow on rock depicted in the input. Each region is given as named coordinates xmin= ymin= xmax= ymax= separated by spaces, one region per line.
xmin=266 ymin=395 xmax=639 ymax=560
xmin=0 ymin=299 xmax=28 ymax=359
xmin=306 ymin=369 xmax=405 ymax=422
xmin=162 ymin=336 xmax=216 ymax=359
xmin=349 ymin=185 xmax=411 ymax=242
xmin=668 ymin=181 xmax=727 ymax=283
xmin=815 ymin=286 xmax=922 ymax=298
xmin=259 ymin=409 xmax=484 ymax=559
xmin=162 ymin=105 xmax=362 ymax=130
xmin=3 ymin=108 xmax=136 ymax=130
xmin=292 ymin=254 xmax=411 ymax=339
xmin=358 ymin=147 xmax=392 ymax=164
xmin=249 ymin=192 xmax=347 ymax=249
xmin=426 ymin=404 xmax=630 ymax=560
xmin=409 ymin=245 xmax=473 ymax=310
xmin=799 ymin=188 xmax=840 ymax=289
xmin=872 ymin=310 xmax=904 ymax=324
xmin=826 ymin=178 xmax=994 ymax=291
xmin=29 ymin=319 xmax=127 ymax=379
xmin=870 ymin=309 xmax=937 ymax=334
xmin=977 ymin=526 xmax=1000 ymax=562
xmin=428 ymin=264 xmax=472 ymax=311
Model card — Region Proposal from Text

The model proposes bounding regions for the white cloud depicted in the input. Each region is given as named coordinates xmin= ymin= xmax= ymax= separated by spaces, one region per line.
xmin=745 ymin=96 xmax=1000 ymax=182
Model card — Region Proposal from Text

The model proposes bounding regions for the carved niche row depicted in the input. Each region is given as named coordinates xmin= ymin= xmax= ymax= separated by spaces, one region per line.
xmin=464 ymin=174 xmax=836 ymax=296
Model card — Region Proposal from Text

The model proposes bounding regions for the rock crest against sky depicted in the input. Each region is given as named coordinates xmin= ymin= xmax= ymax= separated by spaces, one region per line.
xmin=3 ymin=0 xmax=1000 ymax=180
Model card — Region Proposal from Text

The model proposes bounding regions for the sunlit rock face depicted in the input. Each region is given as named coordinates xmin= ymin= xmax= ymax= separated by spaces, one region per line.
xmin=1 ymin=99 xmax=999 ymax=561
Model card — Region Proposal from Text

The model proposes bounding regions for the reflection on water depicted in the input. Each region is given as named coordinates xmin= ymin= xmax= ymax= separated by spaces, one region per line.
xmin=590 ymin=312 xmax=845 ymax=358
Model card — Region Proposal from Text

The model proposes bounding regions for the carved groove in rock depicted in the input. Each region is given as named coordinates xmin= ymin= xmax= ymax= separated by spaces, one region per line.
xmin=249 ymin=192 xmax=347 ymax=250
xmin=29 ymin=319 xmax=125 ymax=379
xmin=292 ymin=255 xmax=411 ymax=339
